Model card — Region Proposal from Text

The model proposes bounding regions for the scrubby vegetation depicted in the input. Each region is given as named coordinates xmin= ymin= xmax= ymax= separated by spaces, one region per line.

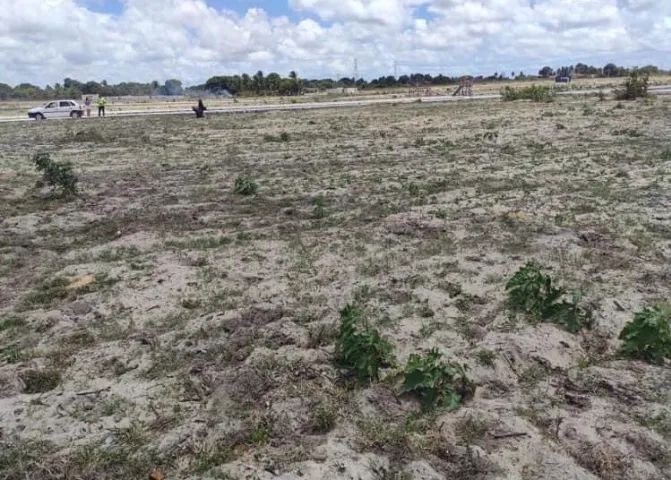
xmin=233 ymin=174 xmax=258 ymax=195
xmin=402 ymin=349 xmax=474 ymax=410
xmin=335 ymin=305 xmax=395 ymax=381
xmin=31 ymin=152 xmax=78 ymax=196
xmin=506 ymin=262 xmax=593 ymax=332
xmin=615 ymin=70 xmax=649 ymax=100
xmin=501 ymin=85 xmax=555 ymax=102
xmin=619 ymin=304 xmax=671 ymax=363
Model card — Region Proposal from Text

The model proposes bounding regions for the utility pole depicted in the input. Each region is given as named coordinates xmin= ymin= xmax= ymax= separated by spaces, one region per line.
xmin=394 ymin=60 xmax=398 ymax=78
xmin=353 ymin=58 xmax=358 ymax=82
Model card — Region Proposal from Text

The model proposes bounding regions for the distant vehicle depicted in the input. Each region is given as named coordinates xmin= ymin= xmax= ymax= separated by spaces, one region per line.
xmin=555 ymin=76 xmax=572 ymax=84
xmin=28 ymin=100 xmax=84 ymax=120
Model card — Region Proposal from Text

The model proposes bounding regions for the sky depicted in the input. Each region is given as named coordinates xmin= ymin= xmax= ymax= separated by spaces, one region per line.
xmin=0 ymin=0 xmax=669 ymax=86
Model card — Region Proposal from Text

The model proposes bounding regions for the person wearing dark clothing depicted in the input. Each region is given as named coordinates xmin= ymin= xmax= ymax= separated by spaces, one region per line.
xmin=193 ymin=99 xmax=207 ymax=118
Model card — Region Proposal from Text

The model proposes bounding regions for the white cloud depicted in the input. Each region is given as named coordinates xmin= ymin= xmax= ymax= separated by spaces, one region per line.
xmin=0 ymin=0 xmax=669 ymax=85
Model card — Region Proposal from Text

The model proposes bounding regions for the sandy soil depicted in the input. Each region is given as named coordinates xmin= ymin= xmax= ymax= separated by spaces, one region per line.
xmin=0 ymin=93 xmax=670 ymax=479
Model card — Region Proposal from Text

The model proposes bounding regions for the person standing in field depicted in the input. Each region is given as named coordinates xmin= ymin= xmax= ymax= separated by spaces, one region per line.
xmin=84 ymin=97 xmax=92 ymax=117
xmin=97 ymin=96 xmax=107 ymax=117
xmin=192 ymin=98 xmax=207 ymax=118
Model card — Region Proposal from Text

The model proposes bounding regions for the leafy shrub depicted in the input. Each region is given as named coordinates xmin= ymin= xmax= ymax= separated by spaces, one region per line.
xmin=233 ymin=175 xmax=258 ymax=195
xmin=402 ymin=349 xmax=474 ymax=410
xmin=32 ymin=152 xmax=78 ymax=196
xmin=501 ymin=85 xmax=555 ymax=102
xmin=335 ymin=305 xmax=395 ymax=381
xmin=619 ymin=304 xmax=671 ymax=363
xmin=615 ymin=70 xmax=649 ymax=100
xmin=506 ymin=262 xmax=593 ymax=332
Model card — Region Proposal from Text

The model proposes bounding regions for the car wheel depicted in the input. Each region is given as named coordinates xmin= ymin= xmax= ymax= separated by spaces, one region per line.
xmin=35 ymin=113 xmax=45 ymax=120
xmin=70 ymin=111 xmax=81 ymax=118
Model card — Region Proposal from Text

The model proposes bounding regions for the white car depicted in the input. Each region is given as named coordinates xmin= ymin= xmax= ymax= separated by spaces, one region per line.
xmin=28 ymin=100 xmax=84 ymax=120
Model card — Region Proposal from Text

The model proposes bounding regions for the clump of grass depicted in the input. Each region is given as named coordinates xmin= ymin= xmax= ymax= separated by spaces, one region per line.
xmin=619 ymin=303 xmax=671 ymax=364
xmin=310 ymin=401 xmax=338 ymax=433
xmin=165 ymin=235 xmax=232 ymax=250
xmin=1 ymin=345 xmax=25 ymax=364
xmin=32 ymin=152 xmax=78 ymax=196
xmin=335 ymin=305 xmax=395 ymax=381
xmin=23 ymin=274 xmax=115 ymax=308
xmin=475 ymin=349 xmax=496 ymax=368
xmin=193 ymin=441 xmax=234 ymax=474
xmin=0 ymin=315 xmax=25 ymax=332
xmin=233 ymin=175 xmax=258 ymax=196
xmin=263 ymin=132 xmax=290 ymax=142
xmin=501 ymin=85 xmax=555 ymax=102
xmin=21 ymin=368 xmax=62 ymax=393
xmin=506 ymin=262 xmax=593 ymax=333
xmin=312 ymin=195 xmax=327 ymax=219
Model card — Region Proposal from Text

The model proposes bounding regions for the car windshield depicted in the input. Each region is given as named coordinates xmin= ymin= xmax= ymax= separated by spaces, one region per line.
xmin=45 ymin=102 xmax=56 ymax=108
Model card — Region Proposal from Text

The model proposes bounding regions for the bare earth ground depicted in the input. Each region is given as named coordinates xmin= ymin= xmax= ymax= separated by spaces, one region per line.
xmin=0 ymin=94 xmax=670 ymax=480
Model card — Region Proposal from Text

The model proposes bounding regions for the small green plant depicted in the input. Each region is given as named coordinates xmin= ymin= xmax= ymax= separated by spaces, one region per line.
xmin=233 ymin=175 xmax=258 ymax=195
xmin=335 ymin=305 xmax=395 ymax=381
xmin=263 ymin=132 xmax=290 ymax=142
xmin=661 ymin=149 xmax=671 ymax=160
xmin=506 ymin=262 xmax=592 ymax=332
xmin=402 ymin=349 xmax=474 ymax=410
xmin=501 ymin=85 xmax=555 ymax=102
xmin=475 ymin=349 xmax=496 ymax=368
xmin=31 ymin=152 xmax=78 ymax=196
xmin=311 ymin=401 xmax=337 ymax=433
xmin=615 ymin=70 xmax=649 ymax=100
xmin=1 ymin=345 xmax=25 ymax=364
xmin=619 ymin=304 xmax=671 ymax=364
xmin=312 ymin=195 xmax=326 ymax=219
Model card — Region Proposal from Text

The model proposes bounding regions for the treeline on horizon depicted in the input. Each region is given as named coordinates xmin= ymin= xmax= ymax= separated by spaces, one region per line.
xmin=0 ymin=63 xmax=667 ymax=100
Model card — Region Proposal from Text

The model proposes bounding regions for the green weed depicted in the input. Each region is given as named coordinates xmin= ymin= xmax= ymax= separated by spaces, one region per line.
xmin=402 ymin=349 xmax=474 ymax=410
xmin=32 ymin=152 xmax=78 ymax=196
xmin=506 ymin=262 xmax=593 ymax=332
xmin=619 ymin=304 xmax=671 ymax=364
xmin=475 ymin=349 xmax=496 ymax=368
xmin=233 ymin=175 xmax=258 ymax=195
xmin=336 ymin=305 xmax=395 ymax=381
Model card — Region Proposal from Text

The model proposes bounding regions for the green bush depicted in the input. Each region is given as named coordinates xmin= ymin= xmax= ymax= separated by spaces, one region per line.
xmin=233 ymin=175 xmax=258 ymax=196
xmin=335 ymin=305 xmax=395 ymax=381
xmin=506 ymin=262 xmax=593 ymax=332
xmin=402 ymin=349 xmax=474 ymax=410
xmin=619 ymin=304 xmax=671 ymax=363
xmin=501 ymin=85 xmax=555 ymax=102
xmin=32 ymin=152 xmax=78 ymax=196
xmin=615 ymin=70 xmax=649 ymax=101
